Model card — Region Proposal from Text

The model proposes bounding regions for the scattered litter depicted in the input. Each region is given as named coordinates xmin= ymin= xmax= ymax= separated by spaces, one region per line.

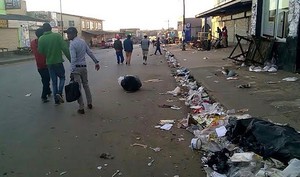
xmin=130 ymin=143 xmax=147 ymax=148
xmin=97 ymin=166 xmax=102 ymax=170
xmin=170 ymin=105 xmax=181 ymax=110
xmin=215 ymin=126 xmax=227 ymax=137
xmin=226 ymin=77 xmax=238 ymax=80
xmin=147 ymin=159 xmax=155 ymax=166
xmin=25 ymin=93 xmax=31 ymax=97
xmin=191 ymin=138 xmax=202 ymax=150
xmin=166 ymin=99 xmax=174 ymax=102
xmin=100 ymin=153 xmax=114 ymax=159
xmin=150 ymin=147 xmax=162 ymax=152
xmin=237 ymin=108 xmax=249 ymax=113
xmin=230 ymin=152 xmax=255 ymax=162
xmin=178 ymin=138 xmax=185 ymax=141
xmin=159 ymin=120 xmax=175 ymax=125
xmin=203 ymin=57 xmax=208 ymax=60
xmin=167 ymin=86 xmax=181 ymax=96
xmin=144 ymin=79 xmax=163 ymax=83
xmin=158 ymin=104 xmax=172 ymax=108
xmin=112 ymin=170 xmax=120 ymax=177
xmin=160 ymin=123 xmax=173 ymax=130
xmin=237 ymin=83 xmax=251 ymax=88
xmin=282 ymin=77 xmax=298 ymax=82
xmin=59 ymin=171 xmax=67 ymax=176
xmin=267 ymin=81 xmax=278 ymax=84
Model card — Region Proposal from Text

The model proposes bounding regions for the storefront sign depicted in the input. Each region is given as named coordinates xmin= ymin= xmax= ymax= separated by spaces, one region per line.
xmin=5 ymin=0 xmax=21 ymax=9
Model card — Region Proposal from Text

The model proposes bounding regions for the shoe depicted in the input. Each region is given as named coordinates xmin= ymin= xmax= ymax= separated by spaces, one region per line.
xmin=47 ymin=91 xmax=52 ymax=97
xmin=55 ymin=101 xmax=60 ymax=105
xmin=42 ymin=98 xmax=49 ymax=103
xmin=56 ymin=94 xmax=64 ymax=103
xmin=143 ymin=62 xmax=147 ymax=65
xmin=77 ymin=109 xmax=85 ymax=114
xmin=88 ymin=104 xmax=93 ymax=109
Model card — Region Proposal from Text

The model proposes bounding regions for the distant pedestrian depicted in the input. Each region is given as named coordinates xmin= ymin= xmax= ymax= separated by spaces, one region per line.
xmin=222 ymin=26 xmax=228 ymax=47
xmin=207 ymin=30 xmax=212 ymax=51
xmin=30 ymin=27 xmax=51 ymax=103
xmin=123 ymin=35 xmax=133 ymax=65
xmin=140 ymin=35 xmax=150 ymax=65
xmin=113 ymin=36 xmax=124 ymax=64
xmin=152 ymin=39 xmax=155 ymax=48
xmin=154 ymin=37 xmax=162 ymax=55
xmin=64 ymin=27 xmax=100 ymax=114
xmin=216 ymin=27 xmax=222 ymax=39
xmin=38 ymin=22 xmax=71 ymax=105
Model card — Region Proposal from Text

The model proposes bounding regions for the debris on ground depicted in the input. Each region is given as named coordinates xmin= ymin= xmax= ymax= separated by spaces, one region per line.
xmin=130 ymin=143 xmax=147 ymax=148
xmin=100 ymin=153 xmax=115 ymax=159
xmin=163 ymin=51 xmax=300 ymax=177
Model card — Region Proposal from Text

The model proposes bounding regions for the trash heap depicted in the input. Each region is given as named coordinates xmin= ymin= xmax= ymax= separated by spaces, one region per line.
xmin=164 ymin=51 xmax=300 ymax=177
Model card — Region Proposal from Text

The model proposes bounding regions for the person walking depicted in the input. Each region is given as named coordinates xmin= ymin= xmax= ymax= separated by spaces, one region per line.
xmin=30 ymin=27 xmax=51 ymax=103
xmin=222 ymin=26 xmax=228 ymax=48
xmin=38 ymin=23 xmax=71 ymax=105
xmin=113 ymin=36 xmax=124 ymax=64
xmin=123 ymin=35 xmax=133 ymax=65
xmin=154 ymin=37 xmax=162 ymax=55
xmin=140 ymin=35 xmax=150 ymax=65
xmin=64 ymin=27 xmax=100 ymax=114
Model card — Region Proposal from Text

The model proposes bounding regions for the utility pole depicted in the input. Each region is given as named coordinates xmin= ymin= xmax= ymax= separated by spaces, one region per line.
xmin=60 ymin=0 xmax=63 ymax=36
xmin=182 ymin=0 xmax=186 ymax=51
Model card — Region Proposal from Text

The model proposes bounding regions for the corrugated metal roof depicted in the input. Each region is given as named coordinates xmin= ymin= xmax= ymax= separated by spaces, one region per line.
xmin=0 ymin=14 xmax=47 ymax=22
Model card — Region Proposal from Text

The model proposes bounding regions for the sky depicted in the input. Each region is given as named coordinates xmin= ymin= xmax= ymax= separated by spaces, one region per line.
xmin=25 ymin=0 xmax=214 ymax=31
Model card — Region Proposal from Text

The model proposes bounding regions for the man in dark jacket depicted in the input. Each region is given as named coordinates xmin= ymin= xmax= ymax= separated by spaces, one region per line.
xmin=123 ymin=35 xmax=133 ymax=65
xmin=113 ymin=36 xmax=124 ymax=64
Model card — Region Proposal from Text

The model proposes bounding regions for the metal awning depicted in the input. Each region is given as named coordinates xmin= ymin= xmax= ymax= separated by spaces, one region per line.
xmin=195 ymin=0 xmax=252 ymax=18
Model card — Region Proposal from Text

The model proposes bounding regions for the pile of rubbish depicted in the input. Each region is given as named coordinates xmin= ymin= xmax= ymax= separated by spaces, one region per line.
xmin=164 ymin=51 xmax=300 ymax=177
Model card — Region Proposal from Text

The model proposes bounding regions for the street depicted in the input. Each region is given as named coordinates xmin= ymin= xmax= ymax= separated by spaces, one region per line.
xmin=0 ymin=46 xmax=205 ymax=176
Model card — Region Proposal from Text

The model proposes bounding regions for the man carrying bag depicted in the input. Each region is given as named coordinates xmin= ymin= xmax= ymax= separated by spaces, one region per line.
xmin=64 ymin=27 xmax=100 ymax=114
xmin=65 ymin=80 xmax=81 ymax=102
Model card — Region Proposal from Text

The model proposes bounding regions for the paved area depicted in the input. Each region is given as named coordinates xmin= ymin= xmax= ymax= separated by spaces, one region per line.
xmin=1 ymin=45 xmax=300 ymax=132
xmin=166 ymin=44 xmax=300 ymax=131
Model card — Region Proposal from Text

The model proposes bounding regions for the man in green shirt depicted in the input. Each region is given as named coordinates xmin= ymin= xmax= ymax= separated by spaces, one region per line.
xmin=38 ymin=23 xmax=71 ymax=105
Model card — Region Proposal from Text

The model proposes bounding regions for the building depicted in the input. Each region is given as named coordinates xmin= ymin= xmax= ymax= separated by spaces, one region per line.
xmin=196 ymin=0 xmax=300 ymax=72
xmin=177 ymin=17 xmax=203 ymax=42
xmin=28 ymin=11 xmax=104 ymax=45
xmin=195 ymin=0 xmax=252 ymax=44
xmin=250 ymin=0 xmax=300 ymax=72
xmin=0 ymin=0 xmax=47 ymax=50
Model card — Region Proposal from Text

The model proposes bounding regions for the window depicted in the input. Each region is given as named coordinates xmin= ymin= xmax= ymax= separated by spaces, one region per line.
xmin=262 ymin=0 xmax=289 ymax=38
xmin=57 ymin=21 xmax=64 ymax=27
xmin=86 ymin=21 xmax=90 ymax=29
xmin=97 ymin=22 xmax=102 ymax=30
xmin=90 ymin=22 xmax=94 ymax=29
xmin=69 ymin=20 xmax=75 ymax=27
xmin=81 ymin=21 xmax=85 ymax=29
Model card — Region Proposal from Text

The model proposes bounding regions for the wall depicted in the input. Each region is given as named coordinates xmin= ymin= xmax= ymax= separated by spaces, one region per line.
xmin=0 ymin=28 xmax=18 ymax=50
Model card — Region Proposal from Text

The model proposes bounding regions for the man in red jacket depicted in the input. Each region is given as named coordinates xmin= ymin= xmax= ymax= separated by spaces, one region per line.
xmin=30 ymin=27 xmax=51 ymax=103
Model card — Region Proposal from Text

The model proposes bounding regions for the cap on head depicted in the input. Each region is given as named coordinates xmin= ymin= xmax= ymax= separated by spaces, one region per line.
xmin=42 ymin=23 xmax=52 ymax=32
xmin=35 ymin=27 xmax=44 ymax=38
xmin=64 ymin=27 xmax=78 ymax=34
xmin=127 ymin=34 xmax=131 ymax=38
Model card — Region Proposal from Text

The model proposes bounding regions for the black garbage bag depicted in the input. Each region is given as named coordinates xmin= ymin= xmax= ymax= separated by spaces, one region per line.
xmin=119 ymin=75 xmax=142 ymax=92
xmin=206 ymin=148 xmax=231 ymax=174
xmin=226 ymin=117 xmax=300 ymax=164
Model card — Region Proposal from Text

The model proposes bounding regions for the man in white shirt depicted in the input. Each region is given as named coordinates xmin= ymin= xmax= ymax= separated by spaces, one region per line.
xmin=64 ymin=27 xmax=100 ymax=114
